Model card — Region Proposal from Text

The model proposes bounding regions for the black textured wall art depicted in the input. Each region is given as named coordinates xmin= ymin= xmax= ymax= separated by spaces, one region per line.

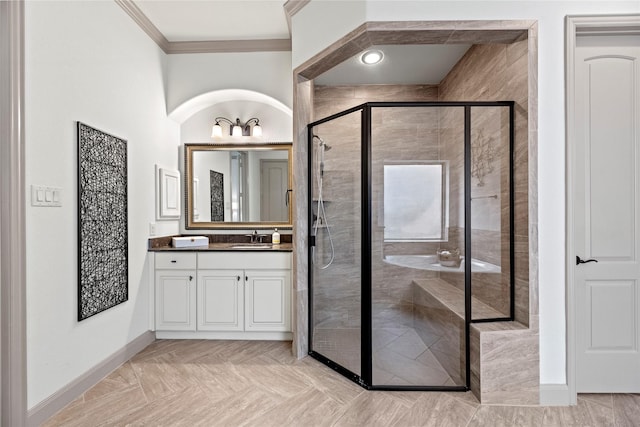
xmin=210 ymin=170 xmax=224 ymax=221
xmin=77 ymin=122 xmax=128 ymax=321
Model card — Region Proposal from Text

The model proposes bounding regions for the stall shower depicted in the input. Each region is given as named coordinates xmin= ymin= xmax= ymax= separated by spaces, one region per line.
xmin=309 ymin=102 xmax=515 ymax=390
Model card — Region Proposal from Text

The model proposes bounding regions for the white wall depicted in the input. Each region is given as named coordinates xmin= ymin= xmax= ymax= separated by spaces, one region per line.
xmin=167 ymin=51 xmax=293 ymax=114
xmin=172 ymin=51 xmax=294 ymax=234
xmin=292 ymin=0 xmax=640 ymax=386
xmin=180 ymin=101 xmax=293 ymax=143
xmin=291 ymin=0 xmax=366 ymax=70
xmin=25 ymin=1 xmax=180 ymax=408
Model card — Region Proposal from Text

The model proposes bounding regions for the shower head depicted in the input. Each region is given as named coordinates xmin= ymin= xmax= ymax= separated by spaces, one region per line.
xmin=313 ymin=134 xmax=332 ymax=151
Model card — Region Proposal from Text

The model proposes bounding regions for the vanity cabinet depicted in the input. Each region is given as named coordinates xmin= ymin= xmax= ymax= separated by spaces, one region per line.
xmin=245 ymin=270 xmax=291 ymax=332
xmin=197 ymin=269 xmax=244 ymax=331
xmin=154 ymin=251 xmax=291 ymax=340
xmin=155 ymin=253 xmax=197 ymax=331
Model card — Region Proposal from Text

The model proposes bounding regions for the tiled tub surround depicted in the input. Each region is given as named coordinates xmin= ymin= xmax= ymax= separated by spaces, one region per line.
xmin=308 ymin=35 xmax=536 ymax=401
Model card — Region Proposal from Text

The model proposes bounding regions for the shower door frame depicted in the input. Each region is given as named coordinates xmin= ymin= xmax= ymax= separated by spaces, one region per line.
xmin=308 ymin=101 xmax=515 ymax=392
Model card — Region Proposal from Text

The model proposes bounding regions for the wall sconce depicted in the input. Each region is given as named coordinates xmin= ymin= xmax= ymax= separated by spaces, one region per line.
xmin=211 ymin=117 xmax=262 ymax=138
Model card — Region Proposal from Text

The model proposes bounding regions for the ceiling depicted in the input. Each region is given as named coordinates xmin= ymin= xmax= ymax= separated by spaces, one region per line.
xmin=314 ymin=44 xmax=471 ymax=86
xmin=133 ymin=0 xmax=290 ymax=41
xmin=131 ymin=1 xmax=471 ymax=85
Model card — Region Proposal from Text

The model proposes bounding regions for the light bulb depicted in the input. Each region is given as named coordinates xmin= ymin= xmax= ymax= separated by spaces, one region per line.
xmin=232 ymin=125 xmax=242 ymax=137
xmin=211 ymin=123 xmax=222 ymax=138
xmin=252 ymin=124 xmax=262 ymax=137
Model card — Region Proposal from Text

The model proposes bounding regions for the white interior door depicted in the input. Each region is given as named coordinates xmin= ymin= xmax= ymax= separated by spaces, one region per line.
xmin=260 ymin=160 xmax=288 ymax=221
xmin=574 ymin=34 xmax=640 ymax=392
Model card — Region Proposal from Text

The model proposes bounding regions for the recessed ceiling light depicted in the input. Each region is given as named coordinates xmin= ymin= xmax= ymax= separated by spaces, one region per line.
xmin=360 ymin=50 xmax=384 ymax=65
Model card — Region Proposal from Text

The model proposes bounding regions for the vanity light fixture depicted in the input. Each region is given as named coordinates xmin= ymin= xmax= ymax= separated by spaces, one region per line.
xmin=360 ymin=49 xmax=384 ymax=65
xmin=211 ymin=117 xmax=262 ymax=138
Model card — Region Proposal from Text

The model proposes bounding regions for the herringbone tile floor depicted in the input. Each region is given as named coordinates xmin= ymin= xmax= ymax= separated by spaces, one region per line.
xmin=43 ymin=340 xmax=640 ymax=426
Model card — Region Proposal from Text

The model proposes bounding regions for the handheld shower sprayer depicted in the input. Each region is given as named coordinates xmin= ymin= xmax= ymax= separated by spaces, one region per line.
xmin=313 ymin=135 xmax=332 ymax=176
xmin=311 ymin=134 xmax=335 ymax=269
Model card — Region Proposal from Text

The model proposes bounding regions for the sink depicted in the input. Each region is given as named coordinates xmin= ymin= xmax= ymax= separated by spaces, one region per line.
xmin=231 ymin=244 xmax=272 ymax=249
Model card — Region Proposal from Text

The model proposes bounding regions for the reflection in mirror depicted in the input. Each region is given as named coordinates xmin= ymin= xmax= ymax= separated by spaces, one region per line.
xmin=185 ymin=143 xmax=292 ymax=229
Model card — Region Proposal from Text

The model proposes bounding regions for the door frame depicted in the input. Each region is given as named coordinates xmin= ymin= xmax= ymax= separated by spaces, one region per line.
xmin=566 ymin=13 xmax=640 ymax=405
xmin=0 ymin=0 xmax=27 ymax=425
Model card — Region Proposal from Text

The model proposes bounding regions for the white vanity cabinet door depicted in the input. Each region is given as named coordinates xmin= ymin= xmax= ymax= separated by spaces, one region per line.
xmin=245 ymin=270 xmax=291 ymax=332
xmin=197 ymin=269 xmax=244 ymax=331
xmin=155 ymin=270 xmax=196 ymax=331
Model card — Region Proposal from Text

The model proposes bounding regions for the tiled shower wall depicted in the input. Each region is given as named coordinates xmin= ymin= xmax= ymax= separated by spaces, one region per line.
xmin=312 ymin=39 xmax=529 ymax=326
xmin=438 ymin=104 xmax=513 ymax=319
xmin=438 ymin=41 xmax=530 ymax=325
xmin=313 ymin=85 xmax=440 ymax=330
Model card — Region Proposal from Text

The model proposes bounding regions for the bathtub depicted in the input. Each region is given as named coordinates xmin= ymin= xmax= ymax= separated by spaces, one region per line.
xmin=383 ymin=254 xmax=501 ymax=273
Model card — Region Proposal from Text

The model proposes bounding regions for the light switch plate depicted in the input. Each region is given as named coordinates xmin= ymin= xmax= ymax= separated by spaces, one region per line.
xmin=31 ymin=185 xmax=62 ymax=207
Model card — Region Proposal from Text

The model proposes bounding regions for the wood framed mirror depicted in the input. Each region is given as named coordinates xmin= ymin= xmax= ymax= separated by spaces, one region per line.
xmin=184 ymin=143 xmax=292 ymax=229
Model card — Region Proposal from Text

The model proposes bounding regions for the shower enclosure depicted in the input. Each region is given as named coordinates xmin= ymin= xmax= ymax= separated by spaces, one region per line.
xmin=308 ymin=101 xmax=515 ymax=390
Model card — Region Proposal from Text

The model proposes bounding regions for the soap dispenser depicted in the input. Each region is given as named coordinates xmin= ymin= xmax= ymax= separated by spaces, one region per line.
xmin=272 ymin=228 xmax=280 ymax=245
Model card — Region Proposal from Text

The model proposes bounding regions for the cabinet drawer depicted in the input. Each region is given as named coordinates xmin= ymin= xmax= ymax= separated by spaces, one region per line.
xmin=156 ymin=252 xmax=197 ymax=269
xmin=198 ymin=252 xmax=291 ymax=270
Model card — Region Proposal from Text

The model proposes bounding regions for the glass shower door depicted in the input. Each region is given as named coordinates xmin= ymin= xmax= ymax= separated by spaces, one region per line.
xmin=309 ymin=109 xmax=363 ymax=379
xmin=370 ymin=105 xmax=467 ymax=388
xmin=308 ymin=101 xmax=515 ymax=391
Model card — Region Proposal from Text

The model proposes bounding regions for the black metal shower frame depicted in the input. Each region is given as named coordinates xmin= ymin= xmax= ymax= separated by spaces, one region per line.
xmin=308 ymin=101 xmax=516 ymax=392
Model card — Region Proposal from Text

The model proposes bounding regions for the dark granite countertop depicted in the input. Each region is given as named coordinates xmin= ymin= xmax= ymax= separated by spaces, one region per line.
xmin=149 ymin=242 xmax=293 ymax=252
xmin=148 ymin=235 xmax=293 ymax=252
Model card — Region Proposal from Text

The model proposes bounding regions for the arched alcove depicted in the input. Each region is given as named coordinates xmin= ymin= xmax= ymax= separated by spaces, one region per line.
xmin=169 ymin=89 xmax=293 ymax=143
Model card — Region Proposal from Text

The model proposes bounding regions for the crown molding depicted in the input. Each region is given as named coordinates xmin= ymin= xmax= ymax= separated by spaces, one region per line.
xmin=115 ymin=0 xmax=292 ymax=54
xmin=283 ymin=0 xmax=309 ymax=16
xmin=283 ymin=0 xmax=310 ymax=36
xmin=166 ymin=38 xmax=291 ymax=54
xmin=114 ymin=0 xmax=170 ymax=52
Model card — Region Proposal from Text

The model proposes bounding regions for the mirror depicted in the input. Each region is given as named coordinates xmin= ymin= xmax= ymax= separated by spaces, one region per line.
xmin=185 ymin=143 xmax=292 ymax=229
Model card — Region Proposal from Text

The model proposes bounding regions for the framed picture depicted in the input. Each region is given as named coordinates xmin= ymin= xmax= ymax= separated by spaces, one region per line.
xmin=210 ymin=170 xmax=224 ymax=222
xmin=77 ymin=122 xmax=128 ymax=321
xmin=156 ymin=165 xmax=181 ymax=219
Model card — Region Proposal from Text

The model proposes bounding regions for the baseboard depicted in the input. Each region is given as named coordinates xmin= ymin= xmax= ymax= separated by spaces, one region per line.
xmin=26 ymin=330 xmax=156 ymax=426
xmin=540 ymin=383 xmax=572 ymax=406
xmin=155 ymin=330 xmax=292 ymax=341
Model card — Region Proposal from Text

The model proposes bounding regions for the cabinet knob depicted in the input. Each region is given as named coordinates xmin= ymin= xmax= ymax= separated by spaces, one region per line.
xmin=171 ymin=260 xmax=177 ymax=263
xmin=189 ymin=275 xmax=193 ymax=281
xmin=237 ymin=275 xmax=241 ymax=281
xmin=245 ymin=276 xmax=248 ymax=282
